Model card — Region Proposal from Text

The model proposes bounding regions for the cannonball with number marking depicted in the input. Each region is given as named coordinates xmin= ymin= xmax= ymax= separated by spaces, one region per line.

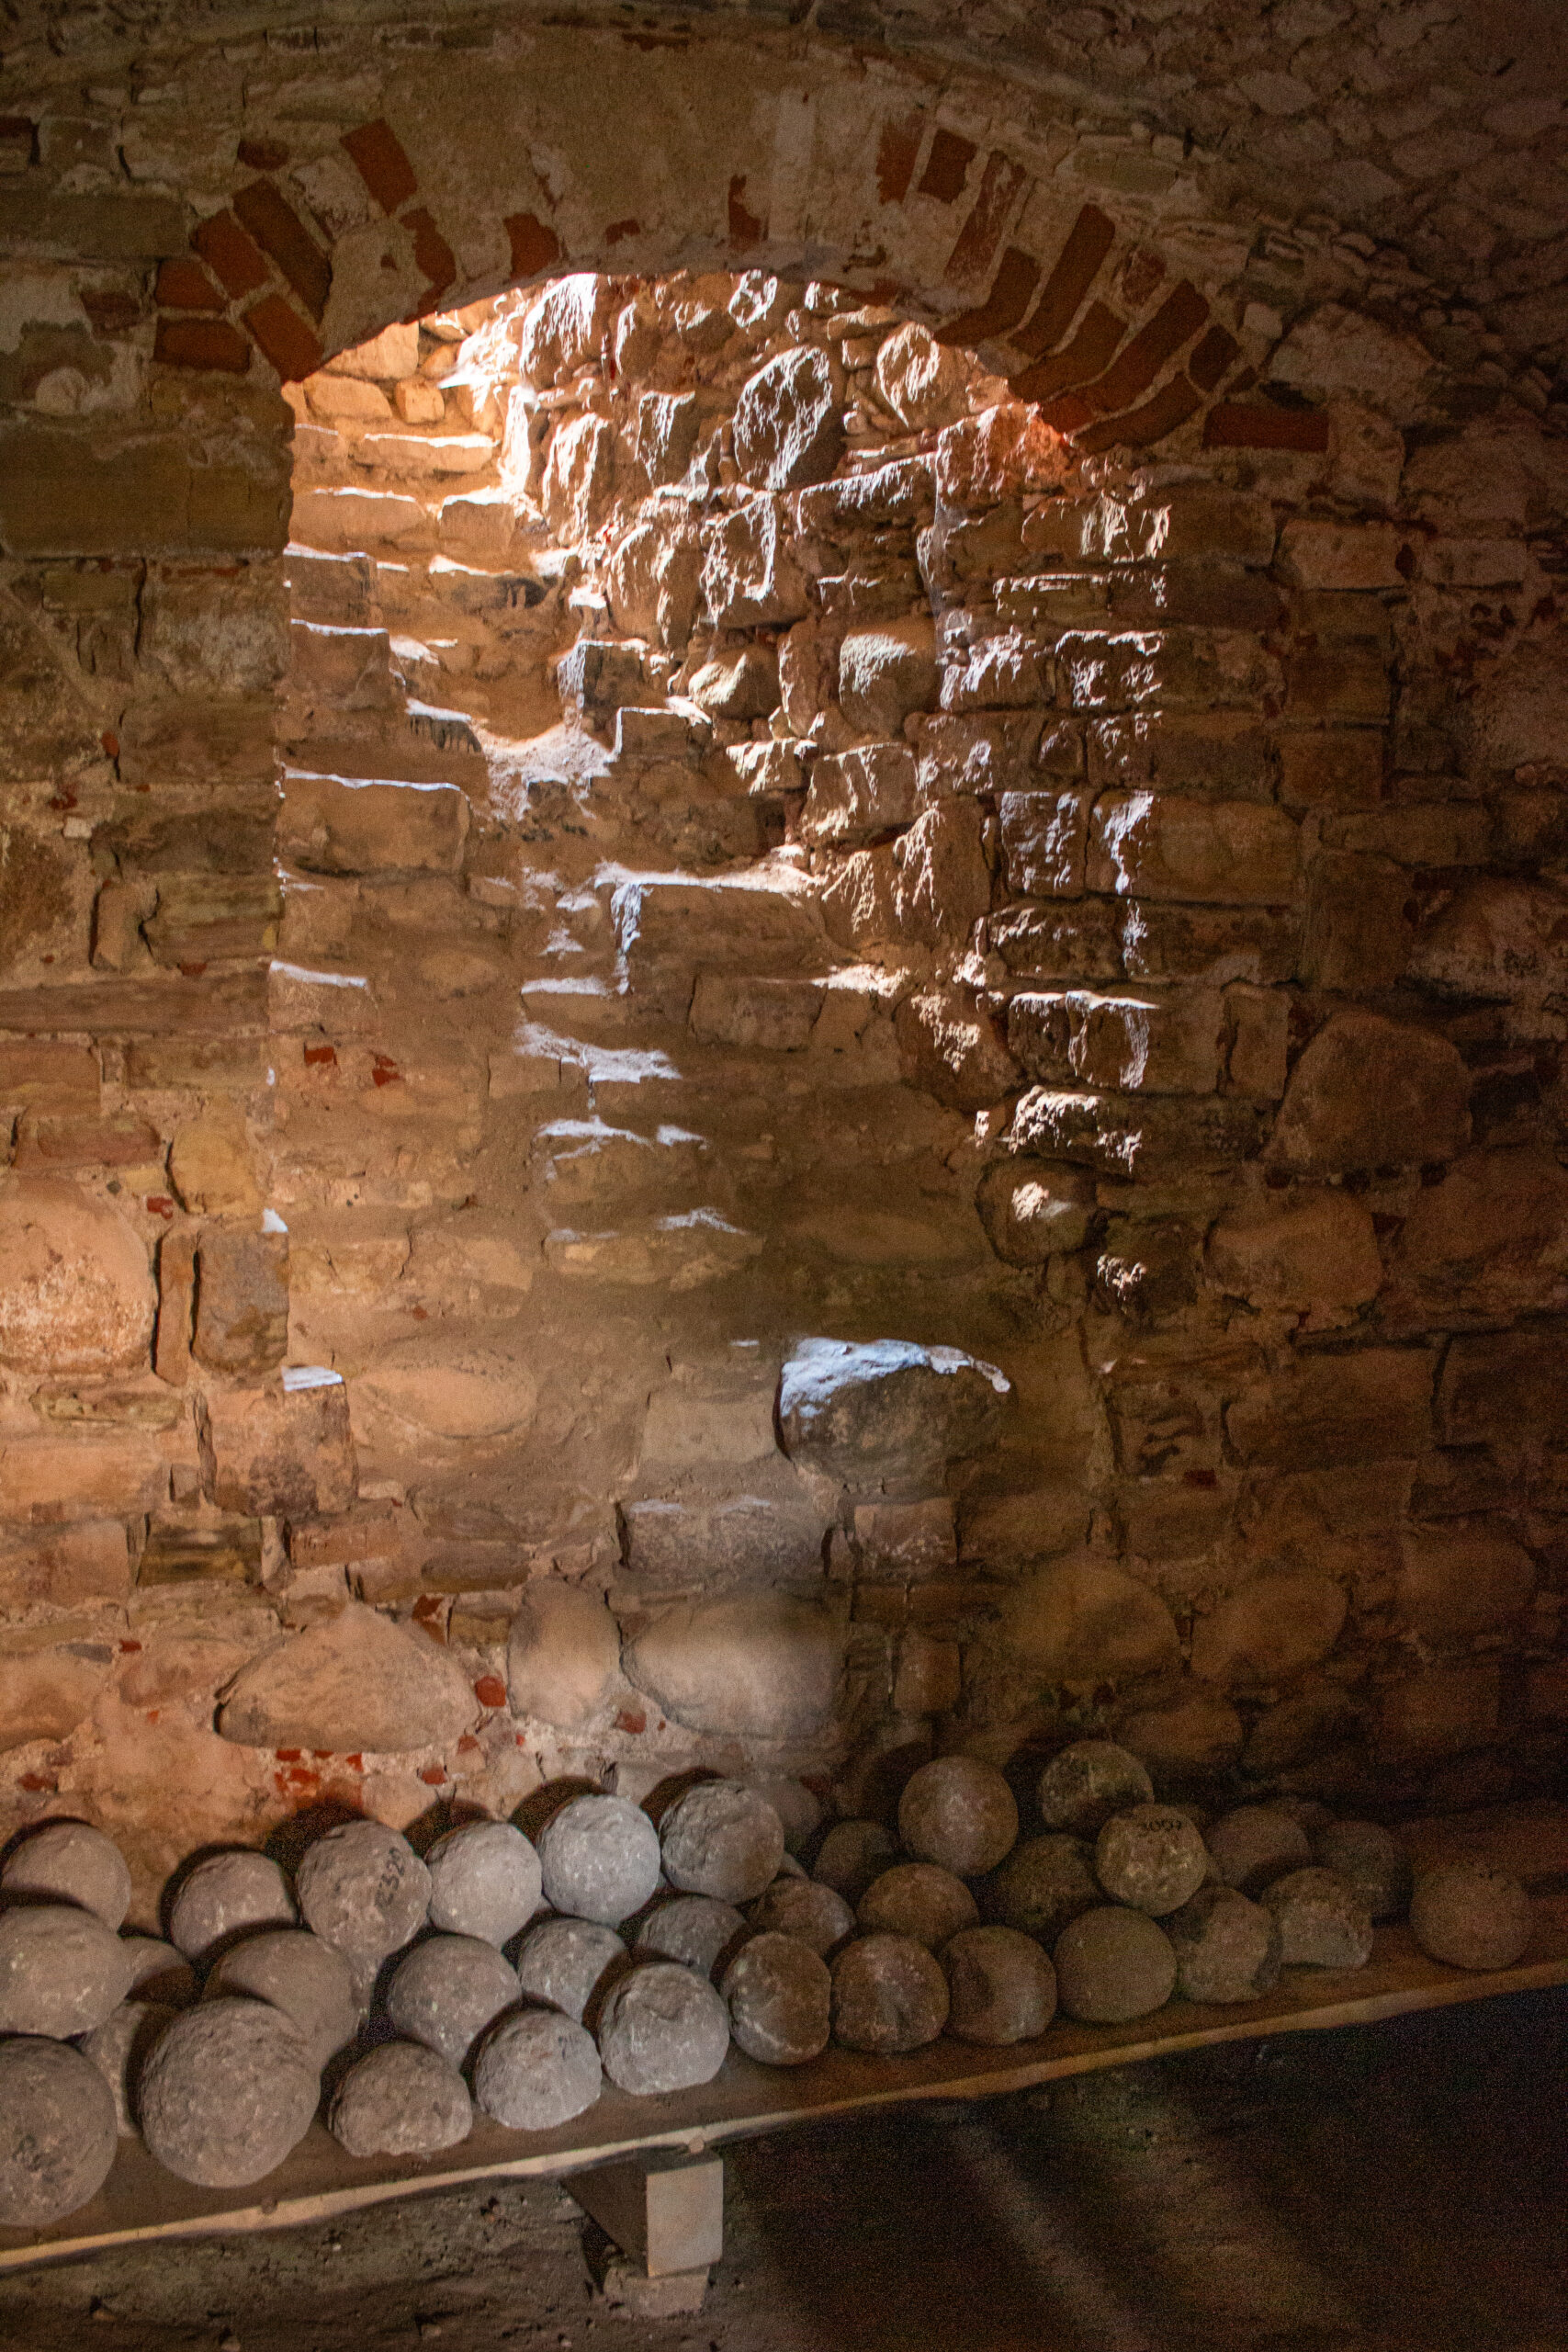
xmin=1 ymin=1820 xmax=131 ymax=1929
xmin=1095 ymin=1806 xmax=1210 ymax=1917
xmin=749 ymin=1876 xmax=855 ymax=1957
xmin=425 ymin=1820 xmax=543 ymax=1949
xmin=596 ymin=1960 xmax=730 ymax=2096
xmin=1260 ymin=1868 xmax=1373 ymax=1968
xmin=538 ymin=1795 xmax=661 ymax=1928
xmin=829 ymin=1932 xmax=949 ymax=2054
xmin=387 ymin=1934 xmax=520 ymax=2069
xmin=1167 ymin=1885 xmax=1280 ymax=2005
xmin=942 ymin=1926 xmax=1056 ymax=2046
xmin=660 ymin=1781 xmax=785 ymax=1905
xmin=721 ymin=1931 xmax=831 ymax=2065
xmin=138 ymin=1997 xmax=319 ymax=2188
xmin=1409 ymin=1861 xmax=1531 ymax=1971
xmin=168 ymin=1850 xmax=297 ymax=1962
xmin=858 ymin=1862 xmax=978 ymax=1951
xmin=514 ymin=1917 xmax=627 ymax=2026
xmin=296 ymin=1820 xmax=431 ymax=1974
xmin=1313 ymin=1821 xmax=1412 ymax=1924
xmin=1054 ymin=1905 xmax=1177 ymax=2024
xmin=0 ymin=2038 xmax=118 ymax=2225
xmin=1037 ymin=1741 xmax=1154 ymax=1838
xmin=897 ymin=1757 xmax=1019 ymax=1879
xmin=329 ymin=2040 xmax=473 ymax=2158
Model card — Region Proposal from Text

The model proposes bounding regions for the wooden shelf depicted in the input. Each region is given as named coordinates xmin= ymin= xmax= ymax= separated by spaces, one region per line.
xmin=5 ymin=1799 xmax=1567 ymax=2275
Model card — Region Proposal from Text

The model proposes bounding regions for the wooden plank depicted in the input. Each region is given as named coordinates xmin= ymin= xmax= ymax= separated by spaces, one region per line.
xmin=5 ymin=1806 xmax=1567 ymax=2274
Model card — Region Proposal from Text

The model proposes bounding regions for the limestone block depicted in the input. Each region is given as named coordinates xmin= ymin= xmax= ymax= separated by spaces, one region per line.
xmin=280 ymin=772 xmax=468 ymax=876
xmin=935 ymin=404 xmax=1069 ymax=508
xmin=1008 ymin=988 xmax=1224 ymax=1094
xmin=542 ymin=414 xmax=615 ymax=541
xmin=1438 ymin=1330 xmax=1568 ymax=1450
xmin=838 ymin=616 xmax=937 ymax=739
xmin=1122 ymin=900 xmax=1299 ymax=986
xmin=1382 ymin=1148 xmax=1568 ymax=1326
xmin=1088 ymin=491 xmax=1277 ymax=567
xmin=778 ymin=1336 xmax=1011 ymax=1492
xmin=168 ymin=1109 xmax=262 ymax=1217
xmin=1275 ymin=731 xmax=1383 ymax=812
xmin=1397 ymin=1523 xmax=1537 ymax=1640
xmin=690 ymin=973 xmax=823 ymax=1049
xmin=1007 ymin=1085 xmax=1262 ymax=1178
xmin=521 ymin=277 xmax=615 ymax=386
xmin=1206 ymin=1194 xmax=1382 ymax=1327
xmin=357 ymin=1341 xmax=537 ymax=1441
xmin=0 ymin=1648 xmax=114 ymax=1749
xmin=799 ymin=745 xmax=916 ymax=848
xmin=941 ymin=629 xmax=1050 ymax=713
xmin=636 ymin=391 xmax=701 ymax=487
xmin=326 ymin=323 xmax=419 ymax=381
xmin=1190 ymin=1570 xmax=1348 ymax=1688
xmin=193 ymin=1226 xmax=288 ymax=1377
xmin=914 ymin=711 xmax=1044 ymax=798
xmin=895 ymin=989 xmax=1020 ymax=1113
xmin=797 ymin=457 xmax=935 ymax=535
xmin=218 ymin=1601 xmax=480 ymax=1752
xmin=619 ymin=1497 xmax=827 ymax=1587
xmin=998 ymin=789 xmax=1091 ymax=897
xmin=975 ymin=1162 xmax=1093 ymax=1263
xmin=557 ymin=639 xmax=647 ymax=731
xmin=855 ymin=1498 xmax=956 ymax=1580
xmin=734 ymin=346 xmax=844 ymax=490
xmin=1061 ymin=632 xmax=1280 ymax=716
xmin=886 ymin=801 xmax=991 ymax=948
xmin=0 ymin=1178 xmax=154 ymax=1374
xmin=507 ymin=1582 xmax=622 ymax=1730
xmin=292 ymin=488 xmax=428 ymax=550
xmin=1266 ymin=1013 xmax=1471 ymax=1174
xmin=689 ymin=645 xmax=778 ymax=720
xmin=622 ymin=1594 xmax=845 ymax=1739
xmin=875 ymin=324 xmax=969 ymax=431
xmin=203 ymin=1371 xmax=355 ymax=1518
xmin=702 ymin=496 xmax=808 ymax=629
xmin=1225 ymin=1351 xmax=1433 ymax=1469
xmin=395 ymin=379 xmax=446 ymax=424
xmin=1089 ymin=794 xmax=1299 ymax=904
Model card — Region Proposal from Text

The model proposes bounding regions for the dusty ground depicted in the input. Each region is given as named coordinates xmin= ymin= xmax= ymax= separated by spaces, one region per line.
xmin=2 ymin=1990 xmax=1564 ymax=2352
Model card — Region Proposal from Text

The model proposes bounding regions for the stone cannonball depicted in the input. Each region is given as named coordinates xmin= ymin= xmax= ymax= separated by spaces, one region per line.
xmin=0 ymin=1902 xmax=134 ymax=2036
xmin=984 ymin=1835 xmax=1101 ymax=1945
xmin=168 ymin=1850 xmax=297 ymax=1963
xmin=119 ymin=1937 xmax=197 ymax=2007
xmin=537 ymin=1795 xmax=661 ymax=1928
xmin=596 ymin=1961 xmax=731 ymax=2096
xmin=1312 ymin=1821 xmax=1413 ymax=1925
xmin=814 ymin=1820 xmax=897 ymax=1905
xmin=744 ymin=1776 xmax=822 ymax=1856
xmin=387 ymin=1934 xmax=521 ymax=2070
xmin=1260 ymin=1868 xmax=1374 ymax=1969
xmin=473 ymin=2007 xmax=603 ymax=2131
xmin=2 ymin=1820 xmax=132 ymax=1929
xmin=1167 ymin=1885 xmax=1281 ymax=2006
xmin=1408 ymin=1861 xmax=1532 ymax=1971
xmin=1037 ymin=1741 xmax=1154 ymax=1838
xmin=1274 ymin=1797 xmax=1336 ymax=1838
xmin=514 ymin=1917 xmax=628 ymax=2026
xmin=1095 ymin=1807 xmax=1210 ymax=1917
xmin=329 ymin=2041 xmax=473 ymax=2159
xmin=857 ymin=1863 xmax=979 ymax=1951
xmin=1205 ymin=1807 xmax=1312 ymax=1898
xmin=829 ymin=1932 xmax=949 ymax=2054
xmin=1054 ymin=1907 xmax=1177 ymax=2024
xmin=635 ymin=1894 xmax=746 ymax=1978
xmin=942 ymin=1926 xmax=1056 ymax=2046
xmin=721 ymin=1931 xmax=831 ymax=2066
xmin=0 ymin=2038 xmax=118 ymax=2226
xmin=660 ymin=1781 xmax=785 ymax=1905
xmin=78 ymin=1998 xmax=179 ymax=2136
xmin=748 ymin=1876 xmax=855 ymax=1958
xmin=207 ymin=1929 xmax=359 ymax=2068
xmin=138 ymin=1998 xmax=320 ymax=2188
xmin=425 ymin=1821 xmax=543 ymax=1949
xmin=295 ymin=1821 xmax=431 ymax=1971
xmin=897 ymin=1757 xmax=1019 ymax=1880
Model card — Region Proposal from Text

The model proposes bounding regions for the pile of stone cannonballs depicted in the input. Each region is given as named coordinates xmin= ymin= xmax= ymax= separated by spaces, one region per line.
xmin=0 ymin=1751 xmax=1537 ymax=2229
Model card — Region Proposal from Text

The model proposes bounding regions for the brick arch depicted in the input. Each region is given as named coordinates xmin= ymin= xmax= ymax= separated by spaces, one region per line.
xmin=153 ymin=25 xmax=1313 ymax=462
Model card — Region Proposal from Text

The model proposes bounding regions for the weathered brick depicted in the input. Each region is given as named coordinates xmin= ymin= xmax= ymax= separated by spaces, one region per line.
xmin=0 ymin=1041 xmax=98 ymax=1111
xmin=1089 ymin=793 xmax=1300 ymax=903
xmin=154 ymin=317 xmax=252 ymax=373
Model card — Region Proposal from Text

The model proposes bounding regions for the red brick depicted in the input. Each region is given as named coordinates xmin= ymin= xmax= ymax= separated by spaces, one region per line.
xmin=232 ymin=179 xmax=332 ymax=320
xmin=154 ymin=315 xmax=251 ymax=372
xmin=728 ymin=175 xmax=763 ymax=248
xmin=154 ymin=257 xmax=224 ymax=311
xmin=402 ymin=205 xmax=457 ymax=304
xmin=1204 ymin=402 xmax=1330 ymax=452
xmin=1012 ymin=203 xmax=1115 ymax=358
xmin=1012 ymin=300 xmax=1122 ymax=401
xmin=243 ymin=292 xmax=323 ymax=380
xmin=919 ymin=127 xmax=976 ymax=201
xmin=875 ymin=112 xmax=924 ymax=205
xmin=1189 ymin=325 xmax=1241 ymax=393
xmin=938 ymin=243 xmax=1039 ymax=347
xmin=81 ymin=289 xmax=141 ymax=335
xmin=505 ymin=209 xmax=561 ymax=279
xmin=1081 ymin=281 xmax=1208 ymax=414
xmin=1075 ymin=373 xmax=1203 ymax=454
xmin=342 ymin=119 xmax=419 ymax=214
xmin=942 ymin=150 xmax=1029 ymax=288
xmin=193 ymin=208 xmax=269 ymax=299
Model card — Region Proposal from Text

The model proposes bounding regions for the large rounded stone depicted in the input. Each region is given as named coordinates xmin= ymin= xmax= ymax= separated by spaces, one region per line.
xmin=1260 ymin=1868 xmax=1373 ymax=1968
xmin=622 ymin=1594 xmax=845 ymax=1741
xmin=1 ymin=1820 xmax=131 ymax=1928
xmin=985 ymin=1835 xmax=1100 ymax=1944
xmin=514 ymin=1917 xmax=628 ymax=2026
xmin=1206 ymin=1808 xmax=1312 ymax=1898
xmin=473 ymin=2007 xmax=603 ymax=2131
xmin=206 ymin=1930 xmax=358 ymax=2068
xmin=635 ymin=1894 xmax=746 ymax=1978
xmin=660 ymin=1781 xmax=784 ymax=1905
xmin=858 ymin=1863 xmax=978 ymax=1951
xmin=777 ymin=1337 xmax=1010 ymax=1496
xmin=78 ymin=1998 xmax=179 ymax=2135
xmin=507 ymin=1583 xmax=622 ymax=1732
xmin=120 ymin=1937 xmax=197 ymax=2006
xmin=1265 ymin=1012 xmax=1472 ymax=1176
xmin=295 ymin=1820 xmax=431 ymax=1971
xmin=425 ymin=1821 xmax=542 ymax=1949
xmin=813 ymin=1820 xmax=897 ymax=1905
xmin=168 ymin=1850 xmax=297 ymax=1962
xmin=0 ymin=1178 xmax=155 ymax=1375
xmin=537 ymin=1795 xmax=661 ymax=1927
xmin=1190 ymin=1571 xmax=1348 ymax=1687
xmin=748 ymin=1877 xmax=854 ymax=1958
xmin=839 ymin=618 xmax=938 ymax=740
xmin=0 ymin=2038 xmax=118 ymax=2224
xmin=1409 ymin=1861 xmax=1531 ymax=1971
xmin=1167 ymin=1886 xmax=1280 ymax=2005
xmin=1313 ymin=1821 xmax=1413 ymax=1924
xmin=219 ymin=1604 xmax=480 ymax=1755
xmin=329 ymin=2041 xmax=473 ymax=2158
xmin=596 ymin=1961 xmax=730 ymax=2095
xmin=997 ymin=1566 xmax=1180 ymax=1700
xmin=1095 ymin=1807 xmax=1210 ymax=1917
xmin=721 ymin=1932 xmax=830 ymax=2065
xmin=139 ymin=1999 xmax=320 ymax=2188
xmin=942 ymin=1926 xmax=1056 ymax=2046
xmin=874 ymin=322 xmax=970 ymax=432
xmin=1054 ymin=1907 xmax=1177 ymax=2024
xmin=387 ymin=1935 xmax=520 ymax=2069
xmin=829 ymin=1933 xmax=949 ymax=2053
xmin=0 ymin=1903 xmax=134 ymax=2036
xmin=897 ymin=1757 xmax=1019 ymax=1879
xmin=734 ymin=347 xmax=844 ymax=491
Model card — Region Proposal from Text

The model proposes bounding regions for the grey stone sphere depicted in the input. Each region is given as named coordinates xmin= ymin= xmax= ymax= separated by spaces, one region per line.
xmin=0 ymin=2037 xmax=118 ymax=2226
xmin=814 ymin=1819 xmax=897 ymax=1905
xmin=514 ymin=1917 xmax=628 ymax=2026
xmin=0 ymin=1901 xmax=135 ymax=2036
xmin=1260 ymin=1868 xmax=1373 ymax=1968
xmin=660 ymin=1781 xmax=785 ymax=1905
xmin=77 ymin=1998 xmax=179 ymax=2136
xmin=1409 ymin=1861 xmax=1532 ymax=1971
xmin=596 ymin=1960 xmax=731 ymax=2096
xmin=537 ymin=1795 xmax=661 ymax=1928
xmin=138 ymin=1997 xmax=320 ymax=2188
xmin=1167 ymin=1885 xmax=1281 ymax=2005
xmin=897 ymin=1757 xmax=1019 ymax=1879
xmin=943 ymin=1926 xmax=1056 ymax=2046
xmin=857 ymin=1863 xmax=979 ymax=1951
xmin=168 ymin=1850 xmax=297 ymax=1962
xmin=119 ymin=1937 xmax=197 ymax=2007
xmin=1206 ymin=1807 xmax=1311 ymax=1898
xmin=1038 ymin=1741 xmax=1154 ymax=1837
xmin=1095 ymin=1806 xmax=1211 ymax=1917
xmin=206 ymin=1930 xmax=359 ymax=2068
xmin=387 ymin=1934 xmax=521 ymax=2069
xmin=1313 ymin=1820 xmax=1413 ymax=1924
xmin=329 ymin=2041 xmax=473 ymax=2158
xmin=721 ymin=1931 xmax=831 ymax=2066
xmin=829 ymin=1932 xmax=949 ymax=2054
xmin=635 ymin=1894 xmax=747 ymax=1978
xmin=984 ymin=1835 xmax=1101 ymax=1944
xmin=748 ymin=1876 xmax=855 ymax=1958
xmin=2 ymin=1821 xmax=131 ymax=1929
xmin=744 ymin=1777 xmax=822 ymax=1856
xmin=473 ymin=2006 xmax=603 ymax=2131
xmin=295 ymin=1821 xmax=431 ymax=1970
xmin=425 ymin=1821 xmax=543 ymax=1949
xmin=1054 ymin=1906 xmax=1177 ymax=2023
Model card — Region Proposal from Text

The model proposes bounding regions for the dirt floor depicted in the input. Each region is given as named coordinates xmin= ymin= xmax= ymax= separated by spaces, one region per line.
xmin=2 ymin=1989 xmax=1564 ymax=2352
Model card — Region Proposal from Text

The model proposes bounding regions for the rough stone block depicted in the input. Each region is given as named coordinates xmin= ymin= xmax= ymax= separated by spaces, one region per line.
xmin=1059 ymin=631 xmax=1281 ymax=715
xmin=202 ymin=1369 xmax=355 ymax=1518
xmin=0 ymin=424 xmax=288 ymax=558
xmin=1277 ymin=520 xmax=1404 ymax=589
xmin=291 ymin=487 xmax=428 ymax=550
xmin=778 ymin=1337 xmax=1011 ymax=1493
xmin=194 ymin=1226 xmax=288 ymax=1377
xmin=1382 ymin=1148 xmax=1568 ymax=1328
xmin=1190 ymin=1569 xmax=1348 ymax=1688
xmin=854 ymin=1498 xmax=957 ymax=1580
xmin=991 ymin=901 xmax=1123 ymax=980
xmin=507 ymin=1582 xmax=622 ymax=1729
xmin=1089 ymin=794 xmax=1300 ymax=904
xmin=1266 ymin=1012 xmax=1471 ymax=1174
xmin=1398 ymin=1523 xmax=1536 ymax=1641
xmin=1378 ymin=1663 xmax=1501 ymax=1765
xmin=1087 ymin=490 xmax=1277 ymax=567
xmin=1121 ymin=900 xmax=1299 ymax=984
xmin=1008 ymin=987 xmax=1224 ymax=1094
xmin=0 ymin=1647 xmax=114 ymax=1750
xmin=620 ymin=1496 xmax=827 ymax=1585
xmin=689 ymin=973 xmax=823 ymax=1049
xmin=895 ymin=989 xmax=1019 ymax=1111
xmin=912 ymin=712 xmax=1044 ymax=800
xmin=0 ymin=1178 xmax=154 ymax=1374
xmin=1206 ymin=1194 xmax=1382 ymax=1328
xmin=1275 ymin=730 xmax=1383 ymax=811
xmin=218 ymin=1599 xmax=479 ymax=1751
xmin=280 ymin=771 xmax=468 ymax=876
xmin=1008 ymin=1085 xmax=1261 ymax=1177
xmin=702 ymin=495 xmax=808 ymax=628
xmin=0 ymin=1430 xmax=168 ymax=1521
xmin=1438 ymin=1330 xmax=1568 ymax=1451
xmin=799 ymin=746 xmax=916 ymax=848
xmin=1225 ymin=1350 xmax=1433 ymax=1469
xmin=998 ymin=789 xmax=1092 ymax=898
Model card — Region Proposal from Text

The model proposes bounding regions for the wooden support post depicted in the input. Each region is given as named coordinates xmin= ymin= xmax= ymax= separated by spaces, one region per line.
xmin=565 ymin=2146 xmax=723 ymax=2315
